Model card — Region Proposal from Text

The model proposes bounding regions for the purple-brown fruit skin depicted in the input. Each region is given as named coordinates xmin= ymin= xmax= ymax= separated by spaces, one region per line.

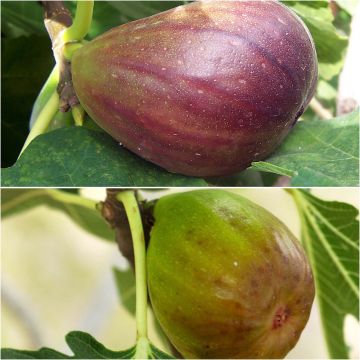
xmin=72 ymin=1 xmax=318 ymax=177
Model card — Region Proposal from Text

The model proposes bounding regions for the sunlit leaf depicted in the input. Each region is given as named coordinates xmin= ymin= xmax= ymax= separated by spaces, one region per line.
xmin=290 ymin=189 xmax=359 ymax=359
xmin=251 ymin=110 xmax=359 ymax=186
xmin=1 ymin=189 xmax=114 ymax=242
xmin=1 ymin=331 xmax=173 ymax=359
xmin=1 ymin=127 xmax=207 ymax=187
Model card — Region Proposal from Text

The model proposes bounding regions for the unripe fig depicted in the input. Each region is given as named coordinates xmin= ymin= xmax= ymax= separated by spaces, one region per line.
xmin=147 ymin=190 xmax=315 ymax=359
xmin=72 ymin=1 xmax=318 ymax=177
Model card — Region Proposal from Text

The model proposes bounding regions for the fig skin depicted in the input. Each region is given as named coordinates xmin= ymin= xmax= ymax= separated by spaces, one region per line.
xmin=147 ymin=190 xmax=315 ymax=359
xmin=72 ymin=1 xmax=318 ymax=177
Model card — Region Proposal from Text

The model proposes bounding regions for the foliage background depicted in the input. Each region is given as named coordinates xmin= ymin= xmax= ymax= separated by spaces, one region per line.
xmin=1 ymin=188 xmax=359 ymax=359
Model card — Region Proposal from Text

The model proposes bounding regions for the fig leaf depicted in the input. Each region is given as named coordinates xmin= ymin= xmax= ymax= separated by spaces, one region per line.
xmin=86 ymin=1 xmax=183 ymax=39
xmin=113 ymin=267 xmax=136 ymax=315
xmin=290 ymin=189 xmax=359 ymax=359
xmin=1 ymin=1 xmax=46 ymax=37
xmin=251 ymin=110 xmax=359 ymax=186
xmin=284 ymin=0 xmax=348 ymax=80
xmin=1 ymin=127 xmax=207 ymax=187
xmin=1 ymin=331 xmax=173 ymax=359
xmin=0 ymin=188 xmax=114 ymax=242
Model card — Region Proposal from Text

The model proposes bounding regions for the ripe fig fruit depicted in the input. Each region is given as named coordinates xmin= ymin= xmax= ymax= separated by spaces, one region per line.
xmin=72 ymin=1 xmax=318 ymax=177
xmin=147 ymin=190 xmax=315 ymax=359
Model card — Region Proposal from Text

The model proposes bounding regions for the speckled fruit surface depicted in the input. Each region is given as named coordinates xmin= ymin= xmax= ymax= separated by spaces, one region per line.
xmin=147 ymin=190 xmax=315 ymax=359
xmin=72 ymin=1 xmax=318 ymax=177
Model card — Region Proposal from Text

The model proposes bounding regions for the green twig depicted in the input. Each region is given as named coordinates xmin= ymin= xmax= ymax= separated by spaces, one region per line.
xmin=72 ymin=105 xmax=85 ymax=126
xmin=62 ymin=1 xmax=94 ymax=43
xmin=47 ymin=189 xmax=97 ymax=210
xmin=63 ymin=42 xmax=84 ymax=60
xmin=20 ymin=1 xmax=94 ymax=158
xmin=117 ymin=191 xmax=150 ymax=359
xmin=309 ymin=98 xmax=333 ymax=120
xmin=19 ymin=91 xmax=59 ymax=157
xmin=1 ymin=189 xmax=96 ymax=213
xmin=30 ymin=64 xmax=59 ymax=129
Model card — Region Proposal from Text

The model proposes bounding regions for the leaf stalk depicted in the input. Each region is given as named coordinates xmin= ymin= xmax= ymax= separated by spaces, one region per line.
xmin=19 ymin=91 xmax=59 ymax=157
xmin=117 ymin=191 xmax=149 ymax=344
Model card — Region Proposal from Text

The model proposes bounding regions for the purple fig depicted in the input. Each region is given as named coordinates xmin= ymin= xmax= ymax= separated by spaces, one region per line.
xmin=72 ymin=1 xmax=318 ymax=177
xmin=147 ymin=190 xmax=315 ymax=358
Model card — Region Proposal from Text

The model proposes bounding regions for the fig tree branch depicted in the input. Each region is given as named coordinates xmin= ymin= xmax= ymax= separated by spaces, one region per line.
xmin=62 ymin=1 xmax=94 ymax=43
xmin=99 ymin=189 xmax=154 ymax=268
xmin=99 ymin=189 xmax=182 ymax=359
xmin=309 ymin=98 xmax=333 ymax=120
xmin=19 ymin=91 xmax=59 ymax=156
xmin=40 ymin=1 xmax=80 ymax=112
xmin=19 ymin=1 xmax=73 ymax=155
xmin=116 ymin=191 xmax=148 ymax=344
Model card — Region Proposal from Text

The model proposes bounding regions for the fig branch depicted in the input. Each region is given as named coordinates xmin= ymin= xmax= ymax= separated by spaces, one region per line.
xmin=309 ymin=98 xmax=333 ymax=120
xmin=62 ymin=1 xmax=94 ymax=43
xmin=19 ymin=91 xmax=59 ymax=156
xmin=20 ymin=1 xmax=93 ymax=156
xmin=40 ymin=0 xmax=76 ymax=113
xmin=116 ymin=190 xmax=151 ymax=359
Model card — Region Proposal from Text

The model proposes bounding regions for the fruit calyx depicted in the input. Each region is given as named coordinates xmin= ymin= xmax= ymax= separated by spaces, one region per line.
xmin=272 ymin=306 xmax=290 ymax=330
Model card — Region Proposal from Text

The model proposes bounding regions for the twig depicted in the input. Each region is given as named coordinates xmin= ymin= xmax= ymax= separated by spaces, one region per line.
xmin=309 ymin=98 xmax=333 ymax=120
xmin=41 ymin=1 xmax=72 ymax=44
xmin=62 ymin=1 xmax=94 ymax=43
xmin=99 ymin=189 xmax=181 ymax=358
xmin=40 ymin=1 xmax=80 ymax=112
xmin=99 ymin=189 xmax=154 ymax=268
xmin=19 ymin=91 xmax=59 ymax=156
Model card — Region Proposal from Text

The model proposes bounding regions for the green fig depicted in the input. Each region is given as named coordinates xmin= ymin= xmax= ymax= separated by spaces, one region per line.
xmin=147 ymin=190 xmax=315 ymax=359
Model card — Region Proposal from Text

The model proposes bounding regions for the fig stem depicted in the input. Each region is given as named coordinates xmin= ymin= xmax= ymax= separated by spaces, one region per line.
xmin=62 ymin=1 xmax=94 ymax=43
xmin=19 ymin=91 xmax=59 ymax=157
xmin=72 ymin=104 xmax=85 ymax=126
xmin=116 ymin=191 xmax=149 ymax=344
xmin=63 ymin=42 xmax=84 ymax=60
xmin=309 ymin=98 xmax=333 ymax=120
xmin=46 ymin=189 xmax=97 ymax=210
xmin=29 ymin=64 xmax=60 ymax=130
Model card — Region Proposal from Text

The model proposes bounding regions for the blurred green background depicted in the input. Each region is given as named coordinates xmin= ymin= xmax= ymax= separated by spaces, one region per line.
xmin=1 ymin=188 xmax=359 ymax=358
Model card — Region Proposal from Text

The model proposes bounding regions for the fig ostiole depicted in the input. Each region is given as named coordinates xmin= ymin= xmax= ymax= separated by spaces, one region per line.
xmin=72 ymin=1 xmax=318 ymax=177
xmin=147 ymin=190 xmax=315 ymax=359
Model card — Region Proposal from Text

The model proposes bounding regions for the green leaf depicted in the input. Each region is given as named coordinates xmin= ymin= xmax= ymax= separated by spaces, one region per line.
xmin=1 ymin=1 xmax=46 ymax=38
xmin=113 ymin=267 xmax=136 ymax=315
xmin=284 ymin=1 xmax=348 ymax=80
xmin=206 ymin=169 xmax=279 ymax=187
xmin=289 ymin=190 xmax=359 ymax=359
xmin=251 ymin=110 xmax=360 ymax=186
xmin=1 ymin=35 xmax=54 ymax=167
xmin=316 ymin=79 xmax=338 ymax=110
xmin=87 ymin=1 xmax=183 ymax=39
xmin=1 ymin=127 xmax=207 ymax=187
xmin=107 ymin=1 xmax=183 ymax=21
xmin=336 ymin=0 xmax=358 ymax=16
xmin=1 ymin=331 xmax=173 ymax=359
xmin=1 ymin=332 xmax=134 ymax=359
xmin=1 ymin=189 xmax=114 ymax=242
xmin=149 ymin=343 xmax=175 ymax=359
